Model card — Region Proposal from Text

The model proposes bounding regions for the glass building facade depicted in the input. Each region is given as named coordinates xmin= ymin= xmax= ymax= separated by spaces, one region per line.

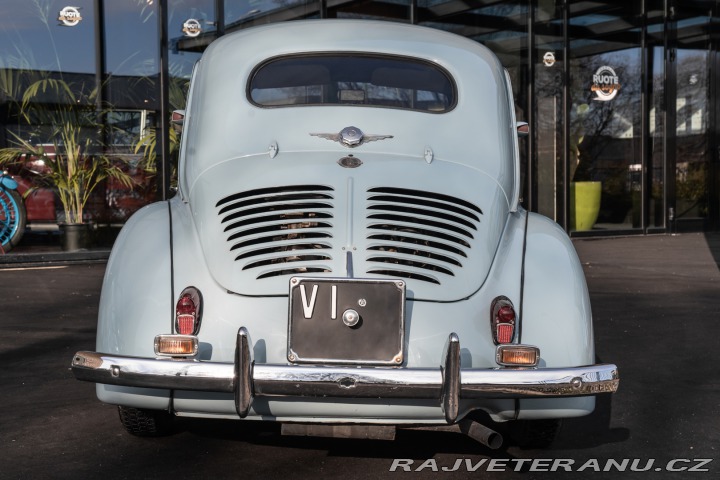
xmin=1 ymin=0 xmax=718 ymax=249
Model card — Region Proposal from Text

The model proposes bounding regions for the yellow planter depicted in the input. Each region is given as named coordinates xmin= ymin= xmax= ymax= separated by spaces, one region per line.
xmin=570 ymin=181 xmax=602 ymax=231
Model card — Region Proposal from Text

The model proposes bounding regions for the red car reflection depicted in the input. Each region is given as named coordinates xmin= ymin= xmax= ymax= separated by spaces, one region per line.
xmin=8 ymin=144 xmax=156 ymax=227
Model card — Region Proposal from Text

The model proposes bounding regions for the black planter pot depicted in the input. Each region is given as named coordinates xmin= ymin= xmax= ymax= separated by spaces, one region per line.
xmin=60 ymin=223 xmax=90 ymax=252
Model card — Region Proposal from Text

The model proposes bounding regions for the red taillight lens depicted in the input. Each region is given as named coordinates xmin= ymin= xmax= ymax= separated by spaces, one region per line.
xmin=496 ymin=323 xmax=514 ymax=344
xmin=175 ymin=287 xmax=202 ymax=335
xmin=491 ymin=297 xmax=516 ymax=345
xmin=497 ymin=305 xmax=516 ymax=323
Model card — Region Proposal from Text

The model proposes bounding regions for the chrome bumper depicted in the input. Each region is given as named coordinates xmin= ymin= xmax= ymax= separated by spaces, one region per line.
xmin=72 ymin=328 xmax=619 ymax=424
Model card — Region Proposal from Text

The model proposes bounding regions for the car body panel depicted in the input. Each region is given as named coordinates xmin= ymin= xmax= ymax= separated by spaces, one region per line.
xmin=74 ymin=19 xmax=617 ymax=431
xmin=179 ymin=21 xmax=515 ymax=200
xmin=192 ymin=152 xmax=509 ymax=299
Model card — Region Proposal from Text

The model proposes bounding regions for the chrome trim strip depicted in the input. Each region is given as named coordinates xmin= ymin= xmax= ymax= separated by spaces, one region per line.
xmin=73 ymin=350 xmax=618 ymax=397
xmin=71 ymin=351 xmax=234 ymax=392
xmin=72 ymin=341 xmax=618 ymax=408
xmin=252 ymin=364 xmax=441 ymax=398
xmin=460 ymin=367 xmax=619 ymax=397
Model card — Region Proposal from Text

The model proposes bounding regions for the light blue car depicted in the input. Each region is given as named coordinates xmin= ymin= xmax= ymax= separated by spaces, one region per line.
xmin=72 ymin=19 xmax=618 ymax=448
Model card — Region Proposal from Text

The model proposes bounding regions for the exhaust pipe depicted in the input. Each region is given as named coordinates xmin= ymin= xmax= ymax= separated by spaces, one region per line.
xmin=458 ymin=418 xmax=503 ymax=450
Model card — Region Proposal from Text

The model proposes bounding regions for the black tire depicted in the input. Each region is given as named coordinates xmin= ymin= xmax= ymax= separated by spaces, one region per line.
xmin=506 ymin=419 xmax=562 ymax=449
xmin=0 ymin=188 xmax=26 ymax=253
xmin=117 ymin=406 xmax=175 ymax=437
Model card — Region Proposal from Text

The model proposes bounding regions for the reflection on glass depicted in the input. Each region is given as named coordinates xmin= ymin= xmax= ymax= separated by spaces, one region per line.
xmin=568 ymin=4 xmax=642 ymax=232
xmin=649 ymin=46 xmax=665 ymax=228
xmin=0 ymin=0 xmax=97 ymax=102
xmin=419 ymin=0 xmax=528 ymax=71
xmin=533 ymin=1 xmax=563 ymax=222
xmin=169 ymin=0 xmax=210 ymax=87
xmin=224 ymin=0 xmax=315 ymax=27
xmin=0 ymin=0 xmax=96 ymax=75
xmin=673 ymin=8 xmax=711 ymax=226
xmin=169 ymin=0 xmax=215 ymax=39
xmin=334 ymin=0 xmax=411 ymax=22
xmin=104 ymin=0 xmax=159 ymax=109
xmin=249 ymin=54 xmax=455 ymax=112
xmin=418 ymin=1 xmax=529 ymax=204
xmin=105 ymin=1 xmax=158 ymax=77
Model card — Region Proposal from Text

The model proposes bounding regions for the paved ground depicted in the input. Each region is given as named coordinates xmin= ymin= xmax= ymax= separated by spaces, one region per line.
xmin=567 ymin=233 xmax=720 ymax=472
xmin=0 ymin=233 xmax=718 ymax=479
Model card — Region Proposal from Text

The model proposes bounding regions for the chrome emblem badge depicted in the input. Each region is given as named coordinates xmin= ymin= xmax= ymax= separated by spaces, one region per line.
xmin=338 ymin=156 xmax=362 ymax=168
xmin=310 ymin=126 xmax=393 ymax=148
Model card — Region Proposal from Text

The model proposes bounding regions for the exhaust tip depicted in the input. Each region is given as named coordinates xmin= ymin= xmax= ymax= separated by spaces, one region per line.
xmin=459 ymin=418 xmax=503 ymax=450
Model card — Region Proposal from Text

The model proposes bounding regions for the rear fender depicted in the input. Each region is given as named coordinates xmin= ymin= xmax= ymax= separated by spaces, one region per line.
xmin=520 ymin=213 xmax=594 ymax=367
xmin=96 ymin=201 xmax=174 ymax=407
xmin=516 ymin=213 xmax=596 ymax=419
xmin=96 ymin=201 xmax=174 ymax=356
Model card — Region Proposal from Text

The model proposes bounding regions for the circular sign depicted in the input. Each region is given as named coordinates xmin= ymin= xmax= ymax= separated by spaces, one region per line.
xmin=591 ymin=65 xmax=621 ymax=101
xmin=182 ymin=19 xmax=202 ymax=38
xmin=58 ymin=6 xmax=82 ymax=27
xmin=543 ymin=52 xmax=556 ymax=67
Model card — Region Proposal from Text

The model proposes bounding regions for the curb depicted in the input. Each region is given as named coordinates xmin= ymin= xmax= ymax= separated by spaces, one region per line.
xmin=0 ymin=250 xmax=110 ymax=269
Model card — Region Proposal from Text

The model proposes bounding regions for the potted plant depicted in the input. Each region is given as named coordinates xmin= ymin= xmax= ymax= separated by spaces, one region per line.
xmin=0 ymin=78 xmax=132 ymax=250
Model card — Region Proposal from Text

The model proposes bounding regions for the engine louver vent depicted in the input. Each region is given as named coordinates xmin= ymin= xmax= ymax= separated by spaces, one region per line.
xmin=366 ymin=187 xmax=482 ymax=285
xmin=216 ymin=186 xmax=335 ymax=279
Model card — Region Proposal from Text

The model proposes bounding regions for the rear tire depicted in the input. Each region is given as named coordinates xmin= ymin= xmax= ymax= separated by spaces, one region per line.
xmin=506 ymin=419 xmax=562 ymax=449
xmin=117 ymin=406 xmax=175 ymax=437
xmin=0 ymin=188 xmax=26 ymax=253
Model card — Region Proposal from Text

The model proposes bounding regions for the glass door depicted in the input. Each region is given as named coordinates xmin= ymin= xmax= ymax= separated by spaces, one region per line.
xmin=533 ymin=0 xmax=564 ymax=223
xmin=669 ymin=2 xmax=716 ymax=231
xmin=567 ymin=2 xmax=643 ymax=233
xmin=647 ymin=0 xmax=667 ymax=231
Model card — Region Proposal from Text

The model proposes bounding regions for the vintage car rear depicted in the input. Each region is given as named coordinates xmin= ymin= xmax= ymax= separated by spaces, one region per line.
xmin=72 ymin=20 xmax=618 ymax=448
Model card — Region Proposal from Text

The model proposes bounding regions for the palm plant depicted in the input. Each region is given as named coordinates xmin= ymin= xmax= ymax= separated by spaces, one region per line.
xmin=133 ymin=119 xmax=180 ymax=176
xmin=132 ymin=72 xmax=189 ymax=183
xmin=0 ymin=77 xmax=132 ymax=225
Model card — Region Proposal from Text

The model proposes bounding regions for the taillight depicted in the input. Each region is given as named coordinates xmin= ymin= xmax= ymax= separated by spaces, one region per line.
xmin=175 ymin=287 xmax=202 ymax=335
xmin=155 ymin=335 xmax=198 ymax=356
xmin=491 ymin=296 xmax=516 ymax=345
xmin=496 ymin=344 xmax=539 ymax=367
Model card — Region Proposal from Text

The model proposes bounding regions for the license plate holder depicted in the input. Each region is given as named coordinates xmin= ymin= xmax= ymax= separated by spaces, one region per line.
xmin=288 ymin=277 xmax=405 ymax=365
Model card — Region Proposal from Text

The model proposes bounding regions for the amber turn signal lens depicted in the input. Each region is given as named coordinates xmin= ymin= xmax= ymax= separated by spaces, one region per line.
xmin=155 ymin=335 xmax=198 ymax=356
xmin=496 ymin=345 xmax=540 ymax=367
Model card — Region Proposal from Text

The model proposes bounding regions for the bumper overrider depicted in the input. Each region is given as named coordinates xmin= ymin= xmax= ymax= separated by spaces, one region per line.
xmin=71 ymin=328 xmax=619 ymax=424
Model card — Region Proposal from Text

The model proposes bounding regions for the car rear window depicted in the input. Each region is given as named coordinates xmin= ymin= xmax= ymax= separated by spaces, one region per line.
xmin=248 ymin=54 xmax=456 ymax=113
